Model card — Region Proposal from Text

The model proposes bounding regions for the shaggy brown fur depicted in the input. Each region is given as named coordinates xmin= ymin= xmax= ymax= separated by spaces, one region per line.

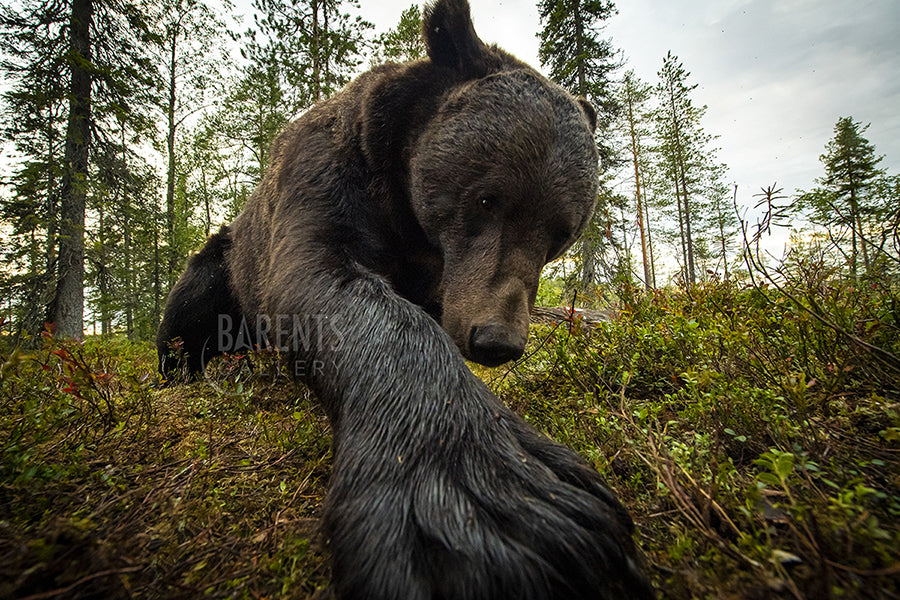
xmin=157 ymin=1 xmax=653 ymax=598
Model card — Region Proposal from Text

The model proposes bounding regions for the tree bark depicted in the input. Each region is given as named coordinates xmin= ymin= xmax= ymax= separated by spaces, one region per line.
xmin=665 ymin=77 xmax=695 ymax=286
xmin=52 ymin=0 xmax=93 ymax=338
xmin=625 ymin=87 xmax=651 ymax=290
xmin=574 ymin=4 xmax=586 ymax=97
xmin=166 ymin=20 xmax=179 ymax=288
xmin=645 ymin=201 xmax=656 ymax=289
xmin=124 ymin=198 xmax=133 ymax=338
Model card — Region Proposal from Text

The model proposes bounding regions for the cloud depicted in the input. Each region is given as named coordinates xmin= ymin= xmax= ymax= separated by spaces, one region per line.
xmin=606 ymin=0 xmax=900 ymax=198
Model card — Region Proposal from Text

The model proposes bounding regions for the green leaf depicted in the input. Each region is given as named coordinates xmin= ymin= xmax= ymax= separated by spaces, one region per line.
xmin=775 ymin=453 xmax=794 ymax=480
xmin=757 ymin=473 xmax=781 ymax=488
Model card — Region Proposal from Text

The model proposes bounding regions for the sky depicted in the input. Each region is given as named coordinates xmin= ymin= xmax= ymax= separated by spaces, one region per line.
xmin=3 ymin=0 xmax=896 ymax=249
xmin=4 ymin=0 xmax=897 ymax=208
xmin=358 ymin=0 xmax=900 ymax=209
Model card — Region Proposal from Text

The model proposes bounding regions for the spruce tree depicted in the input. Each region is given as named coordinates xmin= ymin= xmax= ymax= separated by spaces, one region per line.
xmin=797 ymin=117 xmax=888 ymax=278
xmin=821 ymin=117 xmax=883 ymax=277
xmin=1 ymin=0 xmax=155 ymax=338
xmin=537 ymin=0 xmax=621 ymax=290
xmin=537 ymin=0 xmax=619 ymax=164
xmin=0 ymin=1 xmax=69 ymax=338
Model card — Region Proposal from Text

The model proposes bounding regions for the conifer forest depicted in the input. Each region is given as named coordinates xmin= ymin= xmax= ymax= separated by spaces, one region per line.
xmin=1 ymin=1 xmax=898 ymax=598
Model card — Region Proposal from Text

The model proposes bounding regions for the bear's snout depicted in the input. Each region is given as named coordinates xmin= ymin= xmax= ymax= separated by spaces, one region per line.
xmin=468 ymin=323 xmax=526 ymax=367
xmin=442 ymin=271 xmax=533 ymax=368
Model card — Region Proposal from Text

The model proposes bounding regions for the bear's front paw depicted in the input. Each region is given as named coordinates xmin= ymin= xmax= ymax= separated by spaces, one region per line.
xmin=324 ymin=409 xmax=653 ymax=600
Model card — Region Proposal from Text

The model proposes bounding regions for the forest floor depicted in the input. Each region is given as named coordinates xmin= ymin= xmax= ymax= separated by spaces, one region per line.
xmin=2 ymin=281 xmax=899 ymax=599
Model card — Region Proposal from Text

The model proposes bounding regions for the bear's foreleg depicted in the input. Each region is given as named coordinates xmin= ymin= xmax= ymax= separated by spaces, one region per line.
xmin=266 ymin=255 xmax=653 ymax=600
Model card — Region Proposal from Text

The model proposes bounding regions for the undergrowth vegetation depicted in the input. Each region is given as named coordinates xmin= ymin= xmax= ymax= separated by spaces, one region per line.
xmin=2 ymin=273 xmax=899 ymax=598
xmin=479 ymin=275 xmax=900 ymax=599
xmin=1 ymin=335 xmax=333 ymax=599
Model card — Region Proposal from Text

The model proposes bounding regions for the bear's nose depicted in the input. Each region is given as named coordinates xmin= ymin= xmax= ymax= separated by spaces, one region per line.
xmin=469 ymin=325 xmax=526 ymax=367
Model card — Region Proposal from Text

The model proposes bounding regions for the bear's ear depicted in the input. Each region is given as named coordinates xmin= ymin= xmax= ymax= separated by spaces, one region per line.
xmin=423 ymin=0 xmax=487 ymax=75
xmin=577 ymin=97 xmax=598 ymax=133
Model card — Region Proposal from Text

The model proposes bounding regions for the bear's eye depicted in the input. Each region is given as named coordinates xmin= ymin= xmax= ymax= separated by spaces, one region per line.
xmin=479 ymin=195 xmax=497 ymax=212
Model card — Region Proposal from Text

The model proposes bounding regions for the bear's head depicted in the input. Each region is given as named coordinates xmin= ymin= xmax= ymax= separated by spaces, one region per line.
xmin=410 ymin=0 xmax=599 ymax=367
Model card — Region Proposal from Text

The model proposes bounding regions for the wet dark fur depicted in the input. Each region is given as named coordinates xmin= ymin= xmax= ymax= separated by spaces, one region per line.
xmin=157 ymin=0 xmax=653 ymax=597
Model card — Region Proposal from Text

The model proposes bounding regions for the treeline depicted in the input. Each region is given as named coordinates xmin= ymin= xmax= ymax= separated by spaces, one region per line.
xmin=606 ymin=79 xmax=900 ymax=294
xmin=1 ymin=0 xmax=898 ymax=342
xmin=540 ymin=3 xmax=898 ymax=300
xmin=0 ymin=0 xmax=390 ymax=341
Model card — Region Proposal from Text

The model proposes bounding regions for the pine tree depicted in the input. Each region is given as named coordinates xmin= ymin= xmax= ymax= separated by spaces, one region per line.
xmin=210 ymin=0 xmax=371 ymax=201
xmin=209 ymin=61 xmax=291 ymax=191
xmin=181 ymin=123 xmax=225 ymax=238
xmin=372 ymin=4 xmax=424 ymax=65
xmin=618 ymin=70 xmax=654 ymax=289
xmin=152 ymin=0 xmax=229 ymax=287
xmin=654 ymin=51 xmax=721 ymax=287
xmin=190 ymin=112 xmax=256 ymax=223
xmin=244 ymin=0 xmax=371 ymax=108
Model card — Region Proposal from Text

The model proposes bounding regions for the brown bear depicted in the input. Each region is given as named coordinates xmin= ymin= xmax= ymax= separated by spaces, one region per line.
xmin=157 ymin=0 xmax=653 ymax=598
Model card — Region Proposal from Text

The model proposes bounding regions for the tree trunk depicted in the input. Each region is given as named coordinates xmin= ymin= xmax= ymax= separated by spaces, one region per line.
xmin=580 ymin=239 xmax=596 ymax=289
xmin=201 ymin=161 xmax=211 ymax=236
xmin=166 ymin=23 xmax=178 ymax=288
xmin=312 ymin=0 xmax=321 ymax=101
xmin=673 ymin=167 xmax=688 ymax=283
xmin=573 ymin=4 xmax=593 ymax=291
xmin=679 ymin=160 xmax=696 ymax=285
xmin=574 ymin=5 xmax=586 ymax=97
xmin=153 ymin=215 xmax=161 ymax=332
xmin=645 ymin=201 xmax=656 ymax=289
xmin=719 ymin=211 xmax=728 ymax=280
xmin=97 ymin=203 xmax=110 ymax=335
xmin=323 ymin=0 xmax=330 ymax=93
xmin=52 ymin=0 xmax=93 ymax=338
xmin=848 ymin=178 xmax=869 ymax=277
xmin=857 ymin=213 xmax=870 ymax=275
xmin=121 ymin=125 xmax=134 ymax=339
xmin=626 ymin=90 xmax=651 ymax=290
xmin=124 ymin=200 xmax=133 ymax=338
xmin=44 ymin=116 xmax=58 ymax=284
xmin=31 ymin=108 xmax=59 ymax=339
xmin=719 ymin=184 xmax=738 ymax=281
xmin=666 ymin=80 xmax=695 ymax=286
